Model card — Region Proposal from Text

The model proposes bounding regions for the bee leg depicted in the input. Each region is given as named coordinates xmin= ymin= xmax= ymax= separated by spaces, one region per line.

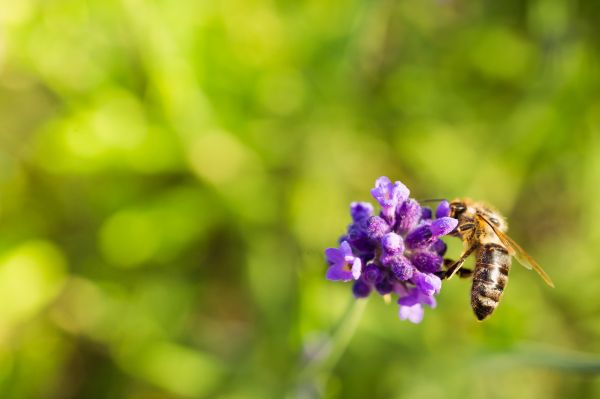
xmin=443 ymin=258 xmax=473 ymax=278
xmin=435 ymin=258 xmax=457 ymax=279
xmin=444 ymin=245 xmax=477 ymax=280
xmin=455 ymin=268 xmax=473 ymax=278
xmin=436 ymin=258 xmax=473 ymax=279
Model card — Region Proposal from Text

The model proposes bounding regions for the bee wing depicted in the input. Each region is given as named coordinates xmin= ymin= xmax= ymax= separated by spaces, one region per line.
xmin=477 ymin=214 xmax=555 ymax=288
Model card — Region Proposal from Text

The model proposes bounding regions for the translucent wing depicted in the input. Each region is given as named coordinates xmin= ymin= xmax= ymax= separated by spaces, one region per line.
xmin=477 ymin=214 xmax=555 ymax=288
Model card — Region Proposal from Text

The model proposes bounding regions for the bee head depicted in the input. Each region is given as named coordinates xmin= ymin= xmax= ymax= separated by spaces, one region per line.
xmin=449 ymin=200 xmax=467 ymax=218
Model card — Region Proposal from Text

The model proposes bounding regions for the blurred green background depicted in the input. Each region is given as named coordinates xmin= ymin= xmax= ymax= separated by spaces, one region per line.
xmin=0 ymin=0 xmax=599 ymax=398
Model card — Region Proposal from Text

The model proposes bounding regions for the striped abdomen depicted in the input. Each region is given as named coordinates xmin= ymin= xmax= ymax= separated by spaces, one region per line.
xmin=471 ymin=243 xmax=511 ymax=320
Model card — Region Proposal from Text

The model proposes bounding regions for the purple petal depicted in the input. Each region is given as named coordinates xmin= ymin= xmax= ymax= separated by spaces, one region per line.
xmin=325 ymin=247 xmax=344 ymax=265
xmin=399 ymin=303 xmax=424 ymax=323
xmin=391 ymin=181 xmax=410 ymax=204
xmin=435 ymin=200 xmax=450 ymax=219
xmin=351 ymin=258 xmax=362 ymax=280
xmin=393 ymin=282 xmax=410 ymax=296
xmin=396 ymin=199 xmax=422 ymax=233
xmin=374 ymin=176 xmax=392 ymax=188
xmin=419 ymin=293 xmax=437 ymax=308
xmin=430 ymin=217 xmax=458 ymax=236
xmin=398 ymin=288 xmax=420 ymax=306
xmin=371 ymin=176 xmax=393 ymax=205
xmin=371 ymin=177 xmax=409 ymax=222
xmin=340 ymin=241 xmax=354 ymax=257
xmin=326 ymin=266 xmax=353 ymax=281
xmin=412 ymin=271 xmax=442 ymax=296
xmin=398 ymin=287 xmax=437 ymax=308
xmin=381 ymin=232 xmax=404 ymax=255
xmin=350 ymin=202 xmax=374 ymax=222
xmin=410 ymin=251 xmax=443 ymax=273
xmin=366 ymin=216 xmax=390 ymax=240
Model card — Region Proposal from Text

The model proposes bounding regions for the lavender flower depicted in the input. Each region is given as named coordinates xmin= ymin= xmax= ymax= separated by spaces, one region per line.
xmin=371 ymin=177 xmax=409 ymax=222
xmin=410 ymin=251 xmax=443 ymax=273
xmin=366 ymin=216 xmax=390 ymax=240
xmin=388 ymin=255 xmax=414 ymax=281
xmin=396 ymin=198 xmax=421 ymax=234
xmin=397 ymin=286 xmax=437 ymax=323
xmin=350 ymin=202 xmax=374 ymax=222
xmin=325 ymin=176 xmax=457 ymax=323
xmin=325 ymin=241 xmax=362 ymax=281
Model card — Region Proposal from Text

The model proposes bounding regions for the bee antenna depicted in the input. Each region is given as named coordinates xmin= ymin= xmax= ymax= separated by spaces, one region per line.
xmin=419 ymin=198 xmax=447 ymax=203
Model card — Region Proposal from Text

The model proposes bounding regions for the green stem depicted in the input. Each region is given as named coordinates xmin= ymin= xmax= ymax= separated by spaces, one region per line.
xmin=290 ymin=299 xmax=368 ymax=398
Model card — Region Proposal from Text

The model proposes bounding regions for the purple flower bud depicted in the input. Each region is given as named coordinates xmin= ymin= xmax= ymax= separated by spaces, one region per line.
xmin=430 ymin=217 xmax=458 ymax=236
xmin=389 ymin=255 xmax=414 ymax=281
xmin=350 ymin=202 xmax=374 ymax=222
xmin=375 ymin=277 xmax=394 ymax=295
xmin=436 ymin=200 xmax=450 ymax=218
xmin=363 ymin=264 xmax=383 ymax=284
xmin=366 ymin=216 xmax=390 ymax=240
xmin=381 ymin=232 xmax=404 ymax=255
xmin=347 ymin=223 xmax=365 ymax=242
xmin=410 ymin=251 xmax=443 ymax=273
xmin=371 ymin=176 xmax=409 ymax=221
xmin=347 ymin=223 xmax=374 ymax=253
xmin=352 ymin=280 xmax=371 ymax=298
xmin=405 ymin=225 xmax=433 ymax=249
xmin=421 ymin=207 xmax=432 ymax=220
xmin=430 ymin=239 xmax=447 ymax=256
xmin=396 ymin=199 xmax=422 ymax=233
xmin=412 ymin=270 xmax=442 ymax=296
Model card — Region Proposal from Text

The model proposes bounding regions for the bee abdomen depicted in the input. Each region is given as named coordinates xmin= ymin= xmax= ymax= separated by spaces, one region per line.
xmin=471 ymin=243 xmax=511 ymax=321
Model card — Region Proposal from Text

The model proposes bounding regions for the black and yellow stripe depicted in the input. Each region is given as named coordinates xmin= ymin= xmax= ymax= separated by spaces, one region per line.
xmin=471 ymin=243 xmax=511 ymax=321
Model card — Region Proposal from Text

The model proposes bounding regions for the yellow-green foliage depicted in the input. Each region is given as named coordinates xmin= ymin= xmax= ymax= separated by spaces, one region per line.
xmin=0 ymin=0 xmax=599 ymax=398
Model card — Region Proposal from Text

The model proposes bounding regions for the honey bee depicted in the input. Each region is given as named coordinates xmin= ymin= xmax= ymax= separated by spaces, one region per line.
xmin=442 ymin=198 xmax=554 ymax=321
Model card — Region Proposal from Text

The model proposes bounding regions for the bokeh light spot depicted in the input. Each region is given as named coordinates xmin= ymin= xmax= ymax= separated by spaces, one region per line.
xmin=0 ymin=241 xmax=67 ymax=329
xmin=188 ymin=130 xmax=254 ymax=185
xmin=99 ymin=210 xmax=160 ymax=268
